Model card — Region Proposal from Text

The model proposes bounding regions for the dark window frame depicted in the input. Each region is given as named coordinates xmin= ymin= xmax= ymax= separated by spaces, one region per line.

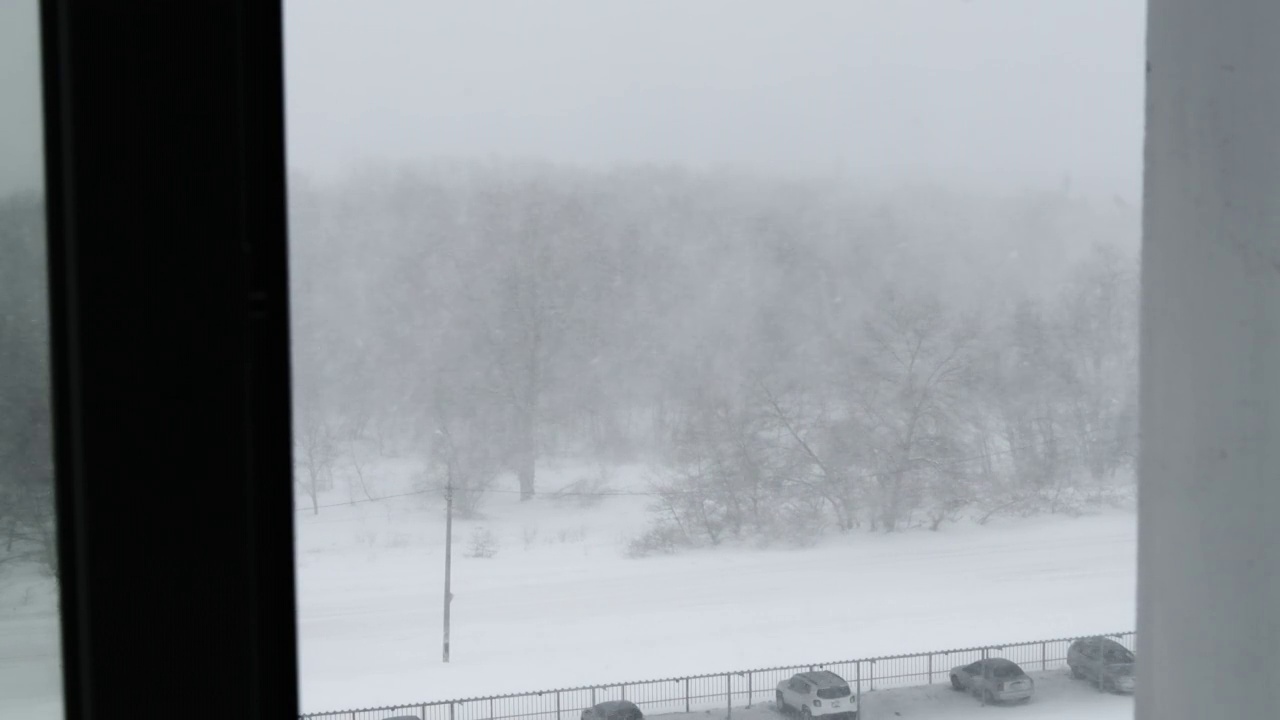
xmin=39 ymin=2 xmax=298 ymax=718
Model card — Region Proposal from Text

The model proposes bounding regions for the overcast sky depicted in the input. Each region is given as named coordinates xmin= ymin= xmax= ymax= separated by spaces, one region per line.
xmin=0 ymin=3 xmax=1147 ymax=199
xmin=0 ymin=0 xmax=43 ymax=197
xmin=285 ymin=0 xmax=1147 ymax=200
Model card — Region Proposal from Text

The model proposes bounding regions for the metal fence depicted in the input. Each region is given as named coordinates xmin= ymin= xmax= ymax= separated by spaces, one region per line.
xmin=302 ymin=630 xmax=1135 ymax=720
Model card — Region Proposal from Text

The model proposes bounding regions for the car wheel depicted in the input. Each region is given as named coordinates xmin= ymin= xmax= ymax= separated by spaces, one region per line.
xmin=982 ymin=690 xmax=995 ymax=705
xmin=950 ymin=675 xmax=963 ymax=691
xmin=1070 ymin=666 xmax=1083 ymax=680
xmin=801 ymin=707 xmax=812 ymax=720
xmin=1017 ymin=697 xmax=1031 ymax=705
xmin=775 ymin=692 xmax=786 ymax=713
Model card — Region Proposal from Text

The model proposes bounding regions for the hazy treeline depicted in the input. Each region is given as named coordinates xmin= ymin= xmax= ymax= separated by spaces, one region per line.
xmin=0 ymin=194 xmax=56 ymax=577
xmin=0 ymin=163 xmax=1139 ymax=577
xmin=289 ymin=161 xmax=1139 ymax=549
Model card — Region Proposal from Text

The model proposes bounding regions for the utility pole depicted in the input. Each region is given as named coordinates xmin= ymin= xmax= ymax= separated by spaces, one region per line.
xmin=443 ymin=473 xmax=454 ymax=662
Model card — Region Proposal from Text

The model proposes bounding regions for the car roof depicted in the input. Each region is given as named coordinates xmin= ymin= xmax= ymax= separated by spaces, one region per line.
xmin=1077 ymin=635 xmax=1124 ymax=645
xmin=1075 ymin=636 xmax=1131 ymax=651
xmin=592 ymin=701 xmax=639 ymax=711
xmin=798 ymin=670 xmax=847 ymax=687
xmin=983 ymin=658 xmax=1021 ymax=670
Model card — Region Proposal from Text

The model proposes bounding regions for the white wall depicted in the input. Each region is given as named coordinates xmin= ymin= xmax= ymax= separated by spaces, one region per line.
xmin=1138 ymin=1 xmax=1280 ymax=718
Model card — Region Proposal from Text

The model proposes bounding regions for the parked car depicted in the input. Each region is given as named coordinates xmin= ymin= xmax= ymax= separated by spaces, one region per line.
xmin=775 ymin=670 xmax=857 ymax=720
xmin=581 ymin=700 xmax=643 ymax=720
xmin=1067 ymin=636 xmax=1136 ymax=693
xmin=949 ymin=658 xmax=1035 ymax=704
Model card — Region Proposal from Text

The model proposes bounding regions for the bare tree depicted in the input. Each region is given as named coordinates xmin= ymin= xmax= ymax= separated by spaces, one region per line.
xmin=847 ymin=287 xmax=980 ymax=532
xmin=0 ymin=195 xmax=58 ymax=581
xmin=757 ymin=382 xmax=861 ymax=532
xmin=432 ymin=172 xmax=594 ymax=501
xmin=344 ymin=435 xmax=375 ymax=504
xmin=1058 ymin=243 xmax=1140 ymax=492
xmin=295 ymin=406 xmax=337 ymax=515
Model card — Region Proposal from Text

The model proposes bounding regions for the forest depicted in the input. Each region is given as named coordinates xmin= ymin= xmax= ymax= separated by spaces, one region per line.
xmin=0 ymin=194 xmax=56 ymax=577
xmin=0 ymin=162 xmax=1141 ymax=569
xmin=0 ymin=163 xmax=1140 ymax=571
xmin=285 ymin=162 xmax=1140 ymax=553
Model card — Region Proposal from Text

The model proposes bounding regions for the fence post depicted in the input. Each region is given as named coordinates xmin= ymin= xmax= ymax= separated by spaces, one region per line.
xmin=450 ymin=703 xmax=456 ymax=720
xmin=928 ymin=654 xmax=933 ymax=684
xmin=556 ymin=692 xmax=562 ymax=720
xmin=726 ymin=673 xmax=732 ymax=720
xmin=591 ymin=688 xmax=597 ymax=706
xmin=1041 ymin=642 xmax=1047 ymax=671
xmin=855 ymin=661 xmax=862 ymax=719
xmin=747 ymin=671 xmax=753 ymax=708
xmin=685 ymin=678 xmax=690 ymax=713
xmin=621 ymin=685 xmax=627 ymax=702
xmin=980 ymin=648 xmax=989 ymax=707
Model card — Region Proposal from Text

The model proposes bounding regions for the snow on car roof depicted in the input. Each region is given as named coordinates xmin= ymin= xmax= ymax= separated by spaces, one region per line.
xmin=799 ymin=670 xmax=848 ymax=687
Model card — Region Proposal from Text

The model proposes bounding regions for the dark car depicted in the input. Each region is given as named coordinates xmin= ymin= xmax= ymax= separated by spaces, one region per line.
xmin=949 ymin=658 xmax=1034 ymax=704
xmin=1067 ymin=636 xmax=1136 ymax=693
xmin=581 ymin=700 xmax=643 ymax=720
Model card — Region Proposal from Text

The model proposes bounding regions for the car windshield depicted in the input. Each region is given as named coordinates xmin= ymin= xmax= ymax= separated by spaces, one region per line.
xmin=1105 ymin=648 xmax=1135 ymax=663
xmin=816 ymin=686 xmax=850 ymax=699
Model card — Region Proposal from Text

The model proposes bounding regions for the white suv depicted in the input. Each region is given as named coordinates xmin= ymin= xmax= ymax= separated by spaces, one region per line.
xmin=775 ymin=671 xmax=857 ymax=720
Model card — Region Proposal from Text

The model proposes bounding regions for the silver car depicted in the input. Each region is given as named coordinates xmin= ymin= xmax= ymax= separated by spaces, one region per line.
xmin=775 ymin=670 xmax=858 ymax=720
xmin=949 ymin=658 xmax=1034 ymax=704
xmin=1067 ymin=636 xmax=1136 ymax=693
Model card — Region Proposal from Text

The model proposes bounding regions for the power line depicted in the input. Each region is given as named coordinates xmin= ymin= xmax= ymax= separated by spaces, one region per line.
xmin=301 ymin=489 xmax=437 ymax=512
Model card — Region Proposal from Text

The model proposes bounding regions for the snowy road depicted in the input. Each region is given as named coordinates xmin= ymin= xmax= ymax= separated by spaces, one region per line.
xmin=649 ymin=670 xmax=1133 ymax=720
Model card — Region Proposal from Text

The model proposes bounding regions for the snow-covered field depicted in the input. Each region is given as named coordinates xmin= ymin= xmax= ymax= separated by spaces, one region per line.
xmin=293 ymin=460 xmax=1135 ymax=714
xmin=0 ymin=460 xmax=1137 ymax=719
xmin=0 ymin=571 xmax=62 ymax=720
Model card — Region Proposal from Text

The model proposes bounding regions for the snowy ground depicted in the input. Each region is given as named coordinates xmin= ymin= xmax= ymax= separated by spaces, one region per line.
xmin=0 ymin=459 xmax=1137 ymax=719
xmin=293 ymin=460 xmax=1135 ymax=714
xmin=0 ymin=570 xmax=62 ymax=720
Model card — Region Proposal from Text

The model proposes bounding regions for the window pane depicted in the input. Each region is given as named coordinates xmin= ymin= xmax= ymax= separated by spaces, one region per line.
xmin=286 ymin=2 xmax=1143 ymax=718
xmin=0 ymin=2 xmax=62 ymax=719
